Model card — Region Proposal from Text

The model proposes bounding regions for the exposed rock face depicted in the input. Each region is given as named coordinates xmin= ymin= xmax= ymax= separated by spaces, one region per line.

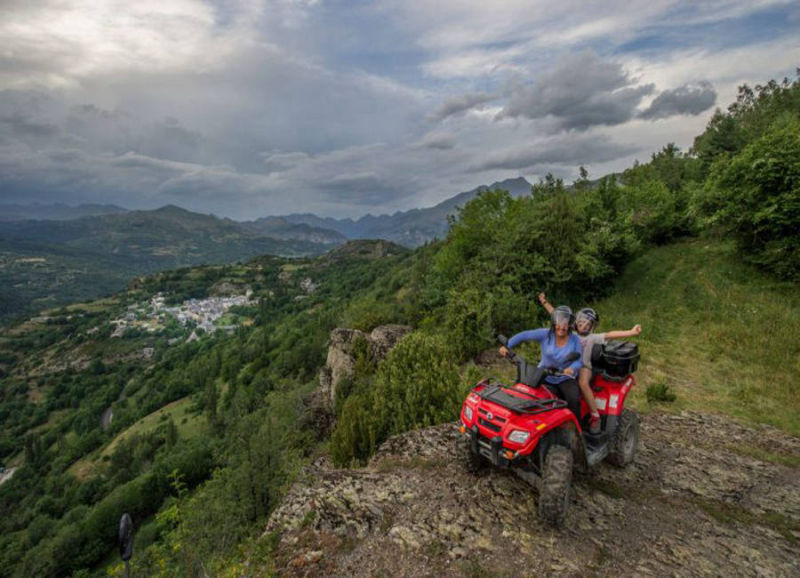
xmin=368 ymin=325 xmax=412 ymax=360
xmin=262 ymin=411 xmax=800 ymax=577
xmin=310 ymin=325 xmax=412 ymax=438
xmin=318 ymin=325 xmax=412 ymax=407
xmin=318 ymin=328 xmax=367 ymax=408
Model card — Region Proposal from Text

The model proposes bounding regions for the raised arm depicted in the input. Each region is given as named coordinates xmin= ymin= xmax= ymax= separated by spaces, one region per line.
xmin=507 ymin=328 xmax=547 ymax=349
xmin=499 ymin=328 xmax=547 ymax=358
xmin=538 ymin=292 xmax=555 ymax=315
xmin=603 ymin=324 xmax=642 ymax=340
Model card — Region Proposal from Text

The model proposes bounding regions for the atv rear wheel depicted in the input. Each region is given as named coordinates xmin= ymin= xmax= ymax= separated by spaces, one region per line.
xmin=456 ymin=434 xmax=485 ymax=474
xmin=538 ymin=445 xmax=572 ymax=527
xmin=607 ymin=408 xmax=639 ymax=467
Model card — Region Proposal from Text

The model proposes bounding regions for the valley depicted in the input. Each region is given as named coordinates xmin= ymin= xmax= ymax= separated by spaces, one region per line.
xmin=0 ymin=75 xmax=798 ymax=577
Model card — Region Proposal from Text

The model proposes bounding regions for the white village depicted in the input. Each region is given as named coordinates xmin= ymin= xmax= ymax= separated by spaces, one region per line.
xmin=110 ymin=292 xmax=257 ymax=341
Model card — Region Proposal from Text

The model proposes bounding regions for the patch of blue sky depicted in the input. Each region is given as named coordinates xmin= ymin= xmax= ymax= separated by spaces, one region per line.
xmin=616 ymin=4 xmax=799 ymax=56
xmin=303 ymin=1 xmax=430 ymax=82
xmin=209 ymin=0 xmax=241 ymax=28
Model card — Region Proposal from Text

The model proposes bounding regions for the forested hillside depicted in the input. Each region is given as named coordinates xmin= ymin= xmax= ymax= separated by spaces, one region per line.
xmin=0 ymin=73 xmax=797 ymax=576
xmin=0 ymin=205 xmax=339 ymax=325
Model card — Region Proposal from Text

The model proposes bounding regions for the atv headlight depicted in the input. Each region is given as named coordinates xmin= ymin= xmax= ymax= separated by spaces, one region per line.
xmin=464 ymin=405 xmax=473 ymax=422
xmin=508 ymin=429 xmax=530 ymax=444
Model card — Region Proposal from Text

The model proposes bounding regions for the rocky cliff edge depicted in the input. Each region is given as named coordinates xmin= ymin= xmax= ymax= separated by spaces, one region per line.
xmin=261 ymin=411 xmax=799 ymax=577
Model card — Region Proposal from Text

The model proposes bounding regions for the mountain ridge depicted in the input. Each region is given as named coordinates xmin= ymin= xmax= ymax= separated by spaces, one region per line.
xmin=1 ymin=176 xmax=533 ymax=247
xmin=0 ymin=202 xmax=128 ymax=221
xmin=280 ymin=177 xmax=533 ymax=246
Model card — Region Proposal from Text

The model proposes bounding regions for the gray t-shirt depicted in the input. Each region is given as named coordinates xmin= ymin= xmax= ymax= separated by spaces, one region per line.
xmin=578 ymin=333 xmax=606 ymax=369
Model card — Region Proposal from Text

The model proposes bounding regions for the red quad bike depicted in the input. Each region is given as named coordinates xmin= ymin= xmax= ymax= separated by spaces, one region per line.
xmin=457 ymin=335 xmax=641 ymax=526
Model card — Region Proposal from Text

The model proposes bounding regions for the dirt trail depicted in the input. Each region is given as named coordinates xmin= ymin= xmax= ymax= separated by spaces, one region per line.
xmin=263 ymin=411 xmax=800 ymax=577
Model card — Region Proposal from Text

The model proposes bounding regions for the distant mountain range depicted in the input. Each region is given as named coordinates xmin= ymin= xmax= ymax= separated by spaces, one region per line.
xmin=0 ymin=202 xmax=127 ymax=221
xmin=0 ymin=205 xmax=337 ymax=262
xmin=280 ymin=177 xmax=533 ymax=247
xmin=2 ymin=177 xmax=532 ymax=248
xmin=0 ymin=205 xmax=339 ymax=324
xmin=240 ymin=217 xmax=348 ymax=245
xmin=0 ymin=177 xmax=533 ymax=322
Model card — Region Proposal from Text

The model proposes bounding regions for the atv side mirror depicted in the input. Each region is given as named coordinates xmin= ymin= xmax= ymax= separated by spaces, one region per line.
xmin=497 ymin=335 xmax=509 ymax=346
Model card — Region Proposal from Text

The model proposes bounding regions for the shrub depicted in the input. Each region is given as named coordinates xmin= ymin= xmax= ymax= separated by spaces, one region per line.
xmin=646 ymin=381 xmax=677 ymax=404
xmin=330 ymin=331 xmax=461 ymax=466
xmin=705 ymin=115 xmax=800 ymax=280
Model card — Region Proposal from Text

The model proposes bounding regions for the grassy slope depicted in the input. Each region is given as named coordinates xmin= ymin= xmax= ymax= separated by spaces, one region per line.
xmin=591 ymin=238 xmax=799 ymax=435
xmin=68 ymin=396 xmax=205 ymax=481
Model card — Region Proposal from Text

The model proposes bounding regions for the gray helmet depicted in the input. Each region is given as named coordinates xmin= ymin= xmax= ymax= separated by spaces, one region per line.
xmin=576 ymin=307 xmax=599 ymax=334
xmin=550 ymin=305 xmax=574 ymax=331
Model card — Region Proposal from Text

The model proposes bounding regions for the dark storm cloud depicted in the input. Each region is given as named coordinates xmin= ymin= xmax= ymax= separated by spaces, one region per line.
xmin=0 ymin=90 xmax=63 ymax=144
xmin=156 ymin=167 xmax=249 ymax=200
xmin=326 ymin=172 xmax=382 ymax=192
xmin=111 ymin=152 xmax=185 ymax=172
xmin=498 ymin=51 xmax=654 ymax=131
xmin=415 ymin=132 xmax=457 ymax=150
xmin=469 ymin=135 xmax=637 ymax=172
xmin=0 ymin=114 xmax=60 ymax=138
xmin=47 ymin=149 xmax=82 ymax=163
xmin=430 ymin=92 xmax=497 ymax=121
xmin=639 ymin=81 xmax=717 ymax=119
xmin=318 ymin=172 xmax=399 ymax=204
xmin=62 ymin=103 xmax=205 ymax=163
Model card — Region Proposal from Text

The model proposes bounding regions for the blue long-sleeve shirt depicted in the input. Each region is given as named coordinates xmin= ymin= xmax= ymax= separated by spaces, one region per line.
xmin=507 ymin=328 xmax=582 ymax=384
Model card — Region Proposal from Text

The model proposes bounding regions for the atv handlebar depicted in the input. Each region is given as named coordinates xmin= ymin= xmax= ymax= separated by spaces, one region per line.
xmin=497 ymin=334 xmax=580 ymax=378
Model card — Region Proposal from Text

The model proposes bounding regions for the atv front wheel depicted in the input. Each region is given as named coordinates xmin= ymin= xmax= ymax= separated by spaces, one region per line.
xmin=607 ymin=408 xmax=639 ymax=467
xmin=538 ymin=444 xmax=572 ymax=527
xmin=456 ymin=434 xmax=485 ymax=474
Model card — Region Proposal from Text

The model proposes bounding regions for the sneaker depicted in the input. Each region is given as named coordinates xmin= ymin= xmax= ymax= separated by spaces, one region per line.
xmin=589 ymin=413 xmax=601 ymax=434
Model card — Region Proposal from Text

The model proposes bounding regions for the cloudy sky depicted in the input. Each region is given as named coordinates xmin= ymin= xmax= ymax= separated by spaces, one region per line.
xmin=1 ymin=1 xmax=798 ymax=219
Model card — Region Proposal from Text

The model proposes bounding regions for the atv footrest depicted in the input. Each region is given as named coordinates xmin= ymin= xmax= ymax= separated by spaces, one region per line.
xmin=582 ymin=432 xmax=610 ymax=467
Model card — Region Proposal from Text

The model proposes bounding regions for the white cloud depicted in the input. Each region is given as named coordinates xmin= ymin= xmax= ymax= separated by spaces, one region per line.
xmin=624 ymin=35 xmax=800 ymax=111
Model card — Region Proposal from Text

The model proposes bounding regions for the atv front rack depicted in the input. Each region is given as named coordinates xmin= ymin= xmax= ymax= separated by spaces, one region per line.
xmin=478 ymin=383 xmax=568 ymax=414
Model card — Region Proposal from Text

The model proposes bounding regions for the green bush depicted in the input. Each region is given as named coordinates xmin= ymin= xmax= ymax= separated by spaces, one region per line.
xmin=330 ymin=331 xmax=461 ymax=466
xmin=646 ymin=381 xmax=677 ymax=404
xmin=705 ymin=115 xmax=800 ymax=280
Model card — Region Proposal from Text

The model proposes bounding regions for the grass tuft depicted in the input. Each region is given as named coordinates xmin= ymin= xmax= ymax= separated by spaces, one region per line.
xmin=646 ymin=381 xmax=677 ymax=403
xmin=694 ymin=498 xmax=799 ymax=544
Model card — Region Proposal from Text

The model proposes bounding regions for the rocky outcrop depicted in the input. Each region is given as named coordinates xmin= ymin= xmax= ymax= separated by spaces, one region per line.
xmin=317 ymin=328 xmax=366 ymax=408
xmin=368 ymin=325 xmax=412 ymax=361
xmin=309 ymin=325 xmax=412 ymax=438
xmin=261 ymin=411 xmax=800 ymax=577
xmin=317 ymin=325 xmax=411 ymax=407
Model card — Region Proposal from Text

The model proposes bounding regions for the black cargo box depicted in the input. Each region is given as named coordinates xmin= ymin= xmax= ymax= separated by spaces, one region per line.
xmin=592 ymin=340 xmax=640 ymax=377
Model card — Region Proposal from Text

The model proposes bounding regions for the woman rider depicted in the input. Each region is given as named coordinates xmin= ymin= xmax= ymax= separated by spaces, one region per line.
xmin=538 ymin=293 xmax=642 ymax=433
xmin=498 ymin=306 xmax=583 ymax=422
